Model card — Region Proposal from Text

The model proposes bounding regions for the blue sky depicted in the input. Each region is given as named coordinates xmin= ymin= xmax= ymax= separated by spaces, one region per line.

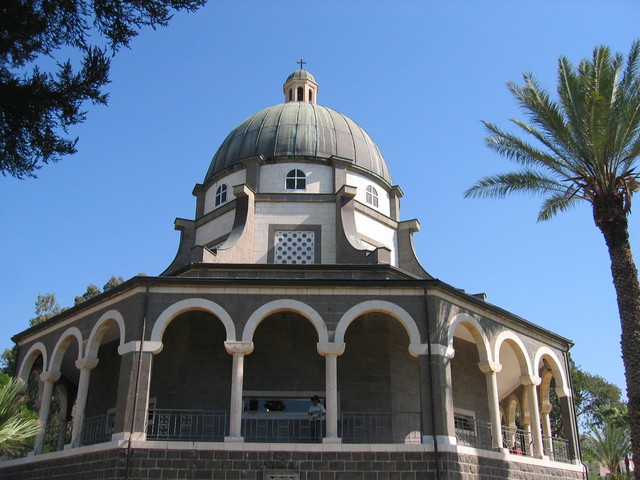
xmin=1 ymin=1 xmax=638 ymax=394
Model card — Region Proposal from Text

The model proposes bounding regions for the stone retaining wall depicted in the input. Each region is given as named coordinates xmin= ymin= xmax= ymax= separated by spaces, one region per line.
xmin=0 ymin=448 xmax=585 ymax=480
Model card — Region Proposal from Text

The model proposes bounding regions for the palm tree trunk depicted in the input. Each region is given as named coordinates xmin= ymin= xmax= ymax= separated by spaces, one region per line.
xmin=596 ymin=202 xmax=640 ymax=479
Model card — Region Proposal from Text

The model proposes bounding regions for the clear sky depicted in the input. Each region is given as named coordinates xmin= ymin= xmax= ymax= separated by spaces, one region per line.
xmin=1 ymin=1 xmax=638 ymax=395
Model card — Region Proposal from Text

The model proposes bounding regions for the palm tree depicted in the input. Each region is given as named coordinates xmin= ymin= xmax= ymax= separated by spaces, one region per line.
xmin=582 ymin=423 xmax=631 ymax=479
xmin=0 ymin=376 xmax=40 ymax=456
xmin=464 ymin=41 xmax=640 ymax=476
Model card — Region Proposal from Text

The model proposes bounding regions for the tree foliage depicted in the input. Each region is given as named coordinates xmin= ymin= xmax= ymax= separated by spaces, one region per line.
xmin=465 ymin=41 xmax=640 ymax=478
xmin=0 ymin=372 xmax=40 ymax=456
xmin=582 ymin=423 xmax=632 ymax=480
xmin=102 ymin=275 xmax=124 ymax=291
xmin=30 ymin=293 xmax=62 ymax=326
xmin=73 ymin=284 xmax=101 ymax=305
xmin=1 ymin=0 xmax=206 ymax=178
xmin=571 ymin=359 xmax=626 ymax=429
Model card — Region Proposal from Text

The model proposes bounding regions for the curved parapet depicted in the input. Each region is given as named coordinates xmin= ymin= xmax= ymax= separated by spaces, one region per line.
xmin=335 ymin=185 xmax=390 ymax=265
xmin=162 ymin=218 xmax=196 ymax=276
xmin=397 ymin=219 xmax=431 ymax=279
xmin=207 ymin=184 xmax=255 ymax=263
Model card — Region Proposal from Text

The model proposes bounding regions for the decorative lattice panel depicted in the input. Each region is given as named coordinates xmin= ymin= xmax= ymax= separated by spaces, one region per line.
xmin=274 ymin=231 xmax=315 ymax=264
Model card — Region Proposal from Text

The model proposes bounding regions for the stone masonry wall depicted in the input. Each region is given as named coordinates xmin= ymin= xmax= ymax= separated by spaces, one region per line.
xmin=0 ymin=448 xmax=585 ymax=480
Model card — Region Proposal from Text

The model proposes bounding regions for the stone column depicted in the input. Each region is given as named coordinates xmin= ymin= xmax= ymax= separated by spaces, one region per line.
xmin=522 ymin=375 xmax=544 ymax=458
xmin=112 ymin=343 xmax=154 ymax=441
xmin=479 ymin=361 xmax=506 ymax=451
xmin=224 ymin=341 xmax=254 ymax=442
xmin=34 ymin=371 xmax=61 ymax=454
xmin=70 ymin=357 xmax=99 ymax=447
xmin=558 ymin=394 xmax=579 ymax=461
xmin=418 ymin=344 xmax=456 ymax=446
xmin=541 ymin=401 xmax=553 ymax=456
xmin=317 ymin=343 xmax=345 ymax=443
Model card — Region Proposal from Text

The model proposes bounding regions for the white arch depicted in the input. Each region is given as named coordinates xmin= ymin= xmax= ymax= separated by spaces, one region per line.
xmin=16 ymin=342 xmax=47 ymax=385
xmin=85 ymin=310 xmax=126 ymax=359
xmin=150 ymin=298 xmax=237 ymax=349
xmin=334 ymin=300 xmax=421 ymax=345
xmin=493 ymin=331 xmax=533 ymax=376
xmin=242 ymin=299 xmax=328 ymax=343
xmin=533 ymin=347 xmax=571 ymax=398
xmin=447 ymin=312 xmax=492 ymax=363
xmin=49 ymin=327 xmax=83 ymax=372
xmin=506 ymin=394 xmax=521 ymax=428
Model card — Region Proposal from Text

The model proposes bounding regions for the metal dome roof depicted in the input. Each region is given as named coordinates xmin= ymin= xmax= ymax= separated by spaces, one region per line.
xmin=286 ymin=69 xmax=316 ymax=83
xmin=204 ymin=102 xmax=391 ymax=184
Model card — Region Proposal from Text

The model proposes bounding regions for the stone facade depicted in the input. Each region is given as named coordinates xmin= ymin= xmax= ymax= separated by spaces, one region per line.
xmin=2 ymin=69 xmax=583 ymax=479
xmin=0 ymin=445 xmax=585 ymax=480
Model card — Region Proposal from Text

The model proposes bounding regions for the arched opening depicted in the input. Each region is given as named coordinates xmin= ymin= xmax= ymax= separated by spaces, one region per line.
xmin=297 ymin=86 xmax=303 ymax=101
xmin=496 ymin=338 xmax=532 ymax=455
xmin=148 ymin=310 xmax=231 ymax=441
xmin=243 ymin=311 xmax=323 ymax=442
xmin=537 ymin=354 xmax=573 ymax=461
xmin=82 ymin=320 xmax=121 ymax=446
xmin=44 ymin=335 xmax=80 ymax=452
xmin=12 ymin=351 xmax=43 ymax=456
xmin=338 ymin=312 xmax=420 ymax=444
xmin=450 ymin=323 xmax=490 ymax=447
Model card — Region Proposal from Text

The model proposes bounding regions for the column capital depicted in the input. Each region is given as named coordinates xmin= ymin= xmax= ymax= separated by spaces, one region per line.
xmin=520 ymin=374 xmax=541 ymax=387
xmin=76 ymin=357 xmax=99 ymax=370
xmin=40 ymin=371 xmax=61 ymax=383
xmin=118 ymin=341 xmax=163 ymax=355
xmin=541 ymin=402 xmax=553 ymax=415
xmin=225 ymin=341 xmax=254 ymax=355
xmin=317 ymin=343 xmax=345 ymax=356
xmin=478 ymin=361 xmax=502 ymax=374
xmin=419 ymin=344 xmax=455 ymax=358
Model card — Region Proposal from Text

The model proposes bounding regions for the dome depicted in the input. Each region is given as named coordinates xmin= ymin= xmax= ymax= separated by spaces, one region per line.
xmin=286 ymin=69 xmax=316 ymax=83
xmin=204 ymin=102 xmax=392 ymax=184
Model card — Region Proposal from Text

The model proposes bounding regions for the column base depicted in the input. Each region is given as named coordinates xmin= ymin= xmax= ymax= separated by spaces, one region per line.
xmin=422 ymin=435 xmax=457 ymax=446
xmin=322 ymin=437 xmax=342 ymax=444
xmin=224 ymin=436 xmax=245 ymax=443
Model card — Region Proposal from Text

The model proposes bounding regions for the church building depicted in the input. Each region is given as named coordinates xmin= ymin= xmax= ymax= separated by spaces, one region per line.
xmin=1 ymin=68 xmax=584 ymax=479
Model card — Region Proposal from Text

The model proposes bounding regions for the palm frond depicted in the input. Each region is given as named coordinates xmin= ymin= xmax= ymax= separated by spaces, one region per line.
xmin=463 ymin=170 xmax=566 ymax=200
xmin=537 ymin=191 xmax=582 ymax=222
xmin=482 ymin=121 xmax=570 ymax=174
xmin=0 ymin=378 xmax=40 ymax=455
xmin=471 ymin=41 xmax=640 ymax=222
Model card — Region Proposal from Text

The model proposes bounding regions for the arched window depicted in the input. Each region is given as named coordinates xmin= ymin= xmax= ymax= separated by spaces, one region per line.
xmin=297 ymin=87 xmax=304 ymax=101
xmin=365 ymin=185 xmax=379 ymax=208
xmin=289 ymin=89 xmax=293 ymax=102
xmin=215 ymin=184 xmax=228 ymax=206
xmin=286 ymin=169 xmax=306 ymax=190
xmin=308 ymin=90 xmax=313 ymax=103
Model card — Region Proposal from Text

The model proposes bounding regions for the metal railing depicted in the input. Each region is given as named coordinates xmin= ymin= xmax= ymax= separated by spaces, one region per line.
xmin=242 ymin=414 xmax=323 ymax=443
xmin=41 ymin=418 xmax=72 ymax=453
xmin=542 ymin=434 xmax=571 ymax=463
xmin=454 ymin=415 xmax=494 ymax=450
xmin=81 ymin=412 xmax=115 ymax=446
xmin=340 ymin=412 xmax=421 ymax=444
xmin=147 ymin=409 xmax=227 ymax=441
xmin=502 ymin=426 xmax=533 ymax=457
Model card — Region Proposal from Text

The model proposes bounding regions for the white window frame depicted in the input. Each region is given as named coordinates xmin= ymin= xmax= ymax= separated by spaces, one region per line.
xmin=365 ymin=185 xmax=379 ymax=208
xmin=215 ymin=184 xmax=228 ymax=206
xmin=285 ymin=169 xmax=306 ymax=190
